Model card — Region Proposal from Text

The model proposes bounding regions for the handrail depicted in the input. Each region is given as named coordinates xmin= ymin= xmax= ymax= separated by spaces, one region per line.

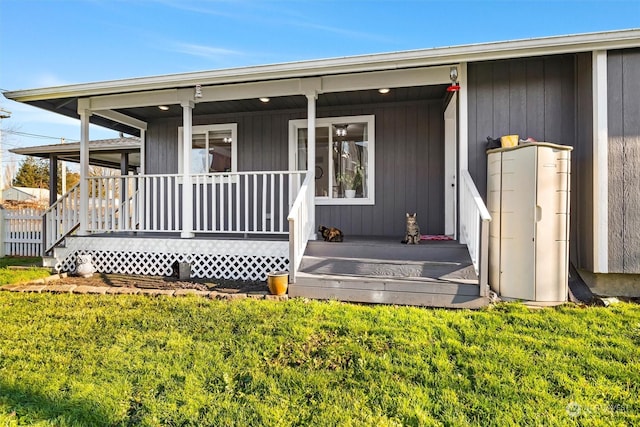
xmin=287 ymin=170 xmax=314 ymax=283
xmin=460 ymin=170 xmax=491 ymax=295
xmin=42 ymin=183 xmax=81 ymax=255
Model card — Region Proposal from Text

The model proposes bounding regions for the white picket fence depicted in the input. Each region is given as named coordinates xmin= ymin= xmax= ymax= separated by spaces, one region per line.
xmin=1 ymin=208 xmax=44 ymax=257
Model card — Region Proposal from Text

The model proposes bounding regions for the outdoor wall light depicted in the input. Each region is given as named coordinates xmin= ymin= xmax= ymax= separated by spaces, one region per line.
xmin=259 ymin=97 xmax=270 ymax=103
xmin=378 ymin=88 xmax=390 ymax=94
xmin=449 ymin=67 xmax=458 ymax=83
xmin=447 ymin=66 xmax=460 ymax=92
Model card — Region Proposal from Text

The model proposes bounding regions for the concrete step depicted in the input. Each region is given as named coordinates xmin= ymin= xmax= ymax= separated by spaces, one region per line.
xmin=42 ymin=256 xmax=58 ymax=268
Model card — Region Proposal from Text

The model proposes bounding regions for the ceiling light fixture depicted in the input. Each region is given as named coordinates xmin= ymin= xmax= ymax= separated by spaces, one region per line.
xmin=335 ymin=125 xmax=348 ymax=137
xmin=259 ymin=97 xmax=270 ymax=103
xmin=378 ymin=88 xmax=390 ymax=94
xmin=223 ymin=137 xmax=233 ymax=143
xmin=158 ymin=105 xmax=170 ymax=111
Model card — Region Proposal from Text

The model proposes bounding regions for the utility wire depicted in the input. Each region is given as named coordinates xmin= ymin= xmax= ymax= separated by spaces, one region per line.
xmin=3 ymin=129 xmax=79 ymax=142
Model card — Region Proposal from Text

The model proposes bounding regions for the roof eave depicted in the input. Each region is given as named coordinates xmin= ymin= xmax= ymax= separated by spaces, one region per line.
xmin=4 ymin=28 xmax=640 ymax=103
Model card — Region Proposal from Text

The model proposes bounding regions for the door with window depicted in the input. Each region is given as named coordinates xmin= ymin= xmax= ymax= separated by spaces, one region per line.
xmin=178 ymin=123 xmax=237 ymax=174
xmin=289 ymin=115 xmax=375 ymax=205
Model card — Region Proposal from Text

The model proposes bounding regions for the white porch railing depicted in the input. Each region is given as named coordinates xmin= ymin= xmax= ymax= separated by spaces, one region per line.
xmin=42 ymin=183 xmax=81 ymax=255
xmin=85 ymin=171 xmax=307 ymax=234
xmin=287 ymin=170 xmax=314 ymax=283
xmin=459 ymin=170 xmax=491 ymax=295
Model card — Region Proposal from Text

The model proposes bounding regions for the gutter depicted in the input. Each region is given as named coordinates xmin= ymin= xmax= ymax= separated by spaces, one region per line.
xmin=4 ymin=28 xmax=640 ymax=102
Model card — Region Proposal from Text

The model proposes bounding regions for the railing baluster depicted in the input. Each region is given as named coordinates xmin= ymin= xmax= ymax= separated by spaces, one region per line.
xmin=227 ymin=174 xmax=232 ymax=232
xmin=244 ymin=175 xmax=248 ymax=233
xmin=235 ymin=175 xmax=240 ymax=233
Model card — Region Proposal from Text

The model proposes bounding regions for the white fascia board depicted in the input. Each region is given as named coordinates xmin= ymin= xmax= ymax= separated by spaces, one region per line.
xmin=199 ymin=78 xmax=304 ymax=102
xmin=5 ymin=29 xmax=639 ymax=103
xmin=321 ymin=66 xmax=451 ymax=92
xmin=88 ymin=89 xmax=180 ymax=110
xmin=93 ymin=109 xmax=148 ymax=130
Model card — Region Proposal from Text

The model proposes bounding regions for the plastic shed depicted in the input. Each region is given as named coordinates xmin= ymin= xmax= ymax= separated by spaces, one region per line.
xmin=487 ymin=142 xmax=572 ymax=303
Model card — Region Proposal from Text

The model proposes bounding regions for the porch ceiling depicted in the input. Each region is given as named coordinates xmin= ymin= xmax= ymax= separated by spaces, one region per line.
xmin=22 ymin=84 xmax=450 ymax=138
xmin=120 ymin=84 xmax=451 ymax=120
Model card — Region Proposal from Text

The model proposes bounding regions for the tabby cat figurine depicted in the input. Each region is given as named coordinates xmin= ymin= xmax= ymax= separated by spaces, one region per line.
xmin=401 ymin=213 xmax=420 ymax=244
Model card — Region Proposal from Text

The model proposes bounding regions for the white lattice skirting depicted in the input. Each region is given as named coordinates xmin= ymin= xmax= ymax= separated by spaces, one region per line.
xmin=55 ymin=237 xmax=289 ymax=281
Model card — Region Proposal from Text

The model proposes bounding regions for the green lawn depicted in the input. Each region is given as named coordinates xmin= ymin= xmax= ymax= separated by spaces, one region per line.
xmin=0 ymin=293 xmax=638 ymax=426
xmin=0 ymin=257 xmax=51 ymax=286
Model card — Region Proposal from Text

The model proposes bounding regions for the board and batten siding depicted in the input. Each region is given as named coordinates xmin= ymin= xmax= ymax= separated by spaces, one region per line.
xmin=608 ymin=48 xmax=640 ymax=274
xmin=466 ymin=53 xmax=600 ymax=271
xmin=145 ymin=99 xmax=444 ymax=237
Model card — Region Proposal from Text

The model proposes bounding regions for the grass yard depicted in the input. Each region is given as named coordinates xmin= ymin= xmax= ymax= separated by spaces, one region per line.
xmin=0 ymin=257 xmax=50 ymax=286
xmin=0 ymin=293 xmax=638 ymax=426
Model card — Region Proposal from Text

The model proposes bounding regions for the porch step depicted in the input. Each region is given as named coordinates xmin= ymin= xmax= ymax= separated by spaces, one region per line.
xmin=305 ymin=239 xmax=469 ymax=262
xmin=290 ymin=272 xmax=489 ymax=309
xmin=291 ymin=239 xmax=487 ymax=308
xmin=42 ymin=256 xmax=58 ymax=268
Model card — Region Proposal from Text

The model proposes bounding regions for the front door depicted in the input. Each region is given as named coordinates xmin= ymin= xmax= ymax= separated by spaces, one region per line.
xmin=444 ymin=94 xmax=457 ymax=238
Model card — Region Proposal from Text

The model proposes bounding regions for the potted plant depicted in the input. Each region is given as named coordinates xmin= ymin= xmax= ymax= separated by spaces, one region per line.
xmin=337 ymin=164 xmax=363 ymax=198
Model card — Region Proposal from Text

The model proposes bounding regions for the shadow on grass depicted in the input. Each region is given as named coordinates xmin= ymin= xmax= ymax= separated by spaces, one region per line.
xmin=0 ymin=379 xmax=115 ymax=426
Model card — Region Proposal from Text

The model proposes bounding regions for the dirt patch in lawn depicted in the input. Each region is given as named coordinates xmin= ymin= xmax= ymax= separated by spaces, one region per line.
xmin=57 ymin=273 xmax=268 ymax=294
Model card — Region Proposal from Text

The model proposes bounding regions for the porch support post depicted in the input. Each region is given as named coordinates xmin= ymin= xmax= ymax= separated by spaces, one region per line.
xmin=306 ymin=91 xmax=317 ymax=239
xmin=181 ymin=100 xmax=195 ymax=238
xmin=139 ymin=129 xmax=146 ymax=175
xmin=78 ymin=101 xmax=91 ymax=236
xmin=48 ymin=154 xmax=57 ymax=206
xmin=120 ymin=152 xmax=129 ymax=226
xmin=120 ymin=152 xmax=129 ymax=176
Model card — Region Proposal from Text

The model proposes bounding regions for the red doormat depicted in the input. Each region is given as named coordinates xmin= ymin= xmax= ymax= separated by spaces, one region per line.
xmin=420 ymin=235 xmax=453 ymax=241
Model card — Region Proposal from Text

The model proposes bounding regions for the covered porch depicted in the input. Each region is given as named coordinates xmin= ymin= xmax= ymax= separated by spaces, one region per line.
xmin=8 ymin=60 xmax=491 ymax=306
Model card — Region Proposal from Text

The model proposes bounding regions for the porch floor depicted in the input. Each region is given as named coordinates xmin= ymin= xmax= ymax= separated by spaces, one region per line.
xmin=290 ymin=237 xmax=489 ymax=309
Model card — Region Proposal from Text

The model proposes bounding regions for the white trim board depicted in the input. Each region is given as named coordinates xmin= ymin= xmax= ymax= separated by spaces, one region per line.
xmin=592 ymin=50 xmax=609 ymax=273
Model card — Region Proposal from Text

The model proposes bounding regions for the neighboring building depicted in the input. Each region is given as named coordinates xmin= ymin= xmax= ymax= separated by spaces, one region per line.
xmin=3 ymin=28 xmax=640 ymax=303
xmin=3 ymin=187 xmax=53 ymax=203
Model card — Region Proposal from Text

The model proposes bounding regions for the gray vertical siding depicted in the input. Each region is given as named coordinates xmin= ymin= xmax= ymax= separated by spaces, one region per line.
xmin=608 ymin=48 xmax=640 ymax=274
xmin=315 ymin=101 xmax=444 ymax=237
xmin=467 ymin=55 xmax=576 ymax=197
xmin=145 ymin=100 xmax=444 ymax=238
xmin=467 ymin=54 xmax=588 ymax=267
xmin=574 ymin=52 xmax=594 ymax=272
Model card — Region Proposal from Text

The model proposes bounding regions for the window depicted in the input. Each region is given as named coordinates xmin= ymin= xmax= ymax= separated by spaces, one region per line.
xmin=289 ymin=115 xmax=374 ymax=205
xmin=178 ymin=123 xmax=237 ymax=174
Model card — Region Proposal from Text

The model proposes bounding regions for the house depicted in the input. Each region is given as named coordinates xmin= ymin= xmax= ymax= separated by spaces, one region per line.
xmin=3 ymin=28 xmax=640 ymax=305
xmin=3 ymin=187 xmax=53 ymax=204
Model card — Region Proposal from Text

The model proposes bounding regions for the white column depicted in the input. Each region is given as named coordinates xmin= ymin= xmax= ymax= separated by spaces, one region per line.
xmin=78 ymin=104 xmax=91 ymax=235
xmin=306 ymin=91 xmax=317 ymax=239
xmin=181 ymin=100 xmax=194 ymax=238
xmin=593 ymin=50 xmax=609 ymax=273
xmin=458 ymin=62 xmax=469 ymax=172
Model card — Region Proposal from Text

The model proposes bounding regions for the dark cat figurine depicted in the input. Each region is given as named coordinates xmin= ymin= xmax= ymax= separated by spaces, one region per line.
xmin=318 ymin=225 xmax=344 ymax=242
xmin=401 ymin=213 xmax=420 ymax=244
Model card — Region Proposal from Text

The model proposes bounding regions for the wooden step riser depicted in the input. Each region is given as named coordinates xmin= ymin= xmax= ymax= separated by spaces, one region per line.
xmin=289 ymin=282 xmax=489 ymax=309
xmin=305 ymin=241 xmax=469 ymax=262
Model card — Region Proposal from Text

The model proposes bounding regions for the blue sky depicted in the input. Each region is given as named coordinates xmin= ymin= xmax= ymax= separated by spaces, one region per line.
xmin=0 ymin=0 xmax=638 ymax=170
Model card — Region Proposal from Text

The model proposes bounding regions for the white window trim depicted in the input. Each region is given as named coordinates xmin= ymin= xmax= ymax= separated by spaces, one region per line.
xmin=178 ymin=123 xmax=238 ymax=174
xmin=289 ymin=114 xmax=375 ymax=206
